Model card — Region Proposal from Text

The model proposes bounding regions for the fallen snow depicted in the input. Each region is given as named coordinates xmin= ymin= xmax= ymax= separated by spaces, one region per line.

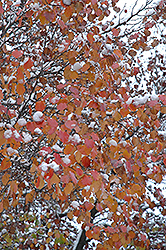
xmin=72 ymin=62 xmax=82 ymax=71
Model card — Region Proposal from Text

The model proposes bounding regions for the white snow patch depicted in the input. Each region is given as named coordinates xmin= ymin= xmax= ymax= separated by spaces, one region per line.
xmin=39 ymin=161 xmax=59 ymax=172
xmin=69 ymin=134 xmax=81 ymax=143
xmin=52 ymin=144 xmax=63 ymax=152
xmin=62 ymin=156 xmax=71 ymax=164
xmin=71 ymin=201 xmax=80 ymax=208
xmin=4 ymin=130 xmax=12 ymax=139
xmin=33 ymin=111 xmax=43 ymax=122
xmin=109 ymin=139 xmax=117 ymax=147
xmin=22 ymin=132 xmax=32 ymax=143
xmin=17 ymin=118 xmax=27 ymax=126
xmin=13 ymin=130 xmax=20 ymax=139
xmin=7 ymin=147 xmax=18 ymax=155
xmin=63 ymin=0 xmax=71 ymax=5
xmin=34 ymin=128 xmax=43 ymax=134
xmin=72 ymin=62 xmax=82 ymax=71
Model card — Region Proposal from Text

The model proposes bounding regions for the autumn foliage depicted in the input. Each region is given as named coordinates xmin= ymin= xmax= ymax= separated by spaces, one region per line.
xmin=0 ymin=0 xmax=166 ymax=249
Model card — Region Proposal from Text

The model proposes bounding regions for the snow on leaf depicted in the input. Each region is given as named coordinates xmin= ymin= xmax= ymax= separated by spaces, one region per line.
xmin=65 ymin=120 xmax=77 ymax=130
xmin=24 ymin=58 xmax=33 ymax=70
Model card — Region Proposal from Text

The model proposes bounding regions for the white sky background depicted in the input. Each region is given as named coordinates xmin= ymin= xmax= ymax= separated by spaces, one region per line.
xmin=106 ymin=0 xmax=166 ymax=198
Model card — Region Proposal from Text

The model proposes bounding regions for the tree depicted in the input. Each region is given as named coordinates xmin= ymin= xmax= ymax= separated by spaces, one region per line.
xmin=0 ymin=0 xmax=165 ymax=249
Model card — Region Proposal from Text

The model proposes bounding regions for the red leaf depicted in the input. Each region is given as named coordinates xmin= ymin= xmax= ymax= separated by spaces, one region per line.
xmin=41 ymin=147 xmax=52 ymax=154
xmin=140 ymin=233 xmax=147 ymax=241
xmin=44 ymin=11 xmax=55 ymax=22
xmin=84 ymin=201 xmax=94 ymax=210
xmin=57 ymin=130 xmax=69 ymax=143
xmin=120 ymin=225 xmax=127 ymax=233
xmin=81 ymin=156 xmax=90 ymax=168
xmin=91 ymin=132 xmax=99 ymax=141
xmin=53 ymin=153 xmax=62 ymax=164
xmin=12 ymin=50 xmax=23 ymax=58
xmin=85 ymin=138 xmax=95 ymax=149
xmin=35 ymin=101 xmax=45 ymax=111
xmin=96 ymin=203 xmax=103 ymax=212
xmin=24 ymin=58 xmax=33 ymax=69
xmin=159 ymin=95 xmax=166 ymax=105
xmin=147 ymin=100 xmax=158 ymax=107
xmin=57 ymin=102 xmax=67 ymax=110
xmin=65 ymin=120 xmax=77 ymax=130
xmin=76 ymin=167 xmax=84 ymax=176
xmin=91 ymin=170 xmax=99 ymax=180
xmin=69 ymin=171 xmax=77 ymax=184
xmin=112 ymin=28 xmax=120 ymax=36
xmin=61 ymin=175 xmax=70 ymax=183
xmin=133 ymin=67 xmax=139 ymax=75
xmin=81 ymin=175 xmax=92 ymax=186
xmin=47 ymin=118 xmax=58 ymax=134
xmin=164 ymin=158 xmax=166 ymax=166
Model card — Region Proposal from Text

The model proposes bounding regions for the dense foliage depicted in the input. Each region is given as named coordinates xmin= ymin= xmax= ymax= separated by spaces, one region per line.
xmin=0 ymin=0 xmax=165 ymax=249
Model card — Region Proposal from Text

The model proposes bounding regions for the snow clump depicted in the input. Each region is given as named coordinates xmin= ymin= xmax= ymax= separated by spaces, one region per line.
xmin=33 ymin=111 xmax=43 ymax=122
xmin=71 ymin=201 xmax=79 ymax=208
xmin=22 ymin=132 xmax=32 ymax=143
xmin=17 ymin=118 xmax=27 ymax=126
xmin=109 ymin=139 xmax=117 ymax=147
xmin=4 ymin=130 xmax=12 ymax=139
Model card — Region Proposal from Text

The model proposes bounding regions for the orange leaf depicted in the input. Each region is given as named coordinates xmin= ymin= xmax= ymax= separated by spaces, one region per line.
xmin=64 ymin=182 xmax=73 ymax=195
xmin=112 ymin=233 xmax=119 ymax=242
xmin=0 ymin=158 xmax=11 ymax=170
xmin=113 ymin=49 xmax=123 ymax=60
xmin=35 ymin=101 xmax=45 ymax=111
xmin=86 ymin=229 xmax=93 ymax=239
xmin=50 ymin=173 xmax=60 ymax=185
xmin=87 ymin=33 xmax=95 ymax=44
xmin=10 ymin=180 xmax=18 ymax=194
xmin=2 ymin=172 xmax=10 ymax=185
xmin=17 ymin=83 xmax=25 ymax=96
xmin=112 ymin=111 xmax=121 ymax=121
xmin=35 ymin=176 xmax=45 ymax=189
xmin=123 ymin=149 xmax=131 ymax=160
